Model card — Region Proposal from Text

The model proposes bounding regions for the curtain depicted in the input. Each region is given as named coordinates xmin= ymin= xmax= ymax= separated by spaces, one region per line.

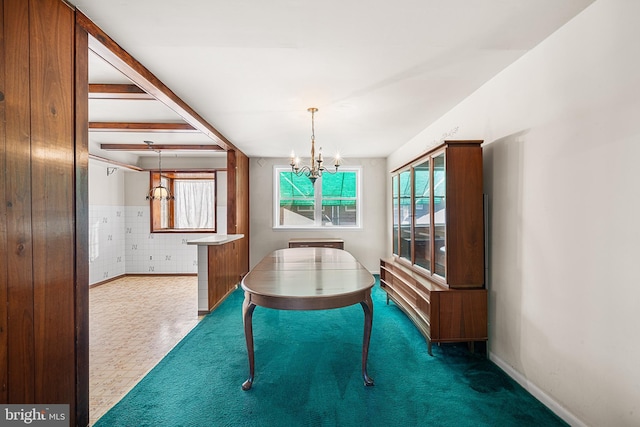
xmin=174 ymin=180 xmax=215 ymax=229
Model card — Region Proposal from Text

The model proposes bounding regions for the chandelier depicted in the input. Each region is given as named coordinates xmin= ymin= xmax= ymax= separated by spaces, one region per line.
xmin=144 ymin=140 xmax=174 ymax=200
xmin=289 ymin=107 xmax=341 ymax=184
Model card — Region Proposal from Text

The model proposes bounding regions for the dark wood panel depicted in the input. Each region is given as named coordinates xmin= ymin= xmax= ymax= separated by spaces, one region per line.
xmin=4 ymin=0 xmax=36 ymax=403
xmin=0 ymin=0 xmax=9 ymax=404
xmin=207 ymin=242 xmax=239 ymax=311
xmin=438 ymin=291 xmax=488 ymax=341
xmin=74 ymin=15 xmax=90 ymax=427
xmin=29 ymin=0 xmax=76 ymax=408
xmin=446 ymin=145 xmax=484 ymax=287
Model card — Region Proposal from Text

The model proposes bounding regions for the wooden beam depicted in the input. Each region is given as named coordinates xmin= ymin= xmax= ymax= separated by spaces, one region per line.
xmin=89 ymin=122 xmax=197 ymax=132
xmin=100 ymin=144 xmax=225 ymax=152
xmin=89 ymin=83 xmax=154 ymax=100
xmin=88 ymin=154 xmax=144 ymax=171
xmin=76 ymin=11 xmax=239 ymax=152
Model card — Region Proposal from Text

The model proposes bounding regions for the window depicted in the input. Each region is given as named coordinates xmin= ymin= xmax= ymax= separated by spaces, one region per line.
xmin=149 ymin=171 xmax=217 ymax=232
xmin=274 ymin=166 xmax=361 ymax=228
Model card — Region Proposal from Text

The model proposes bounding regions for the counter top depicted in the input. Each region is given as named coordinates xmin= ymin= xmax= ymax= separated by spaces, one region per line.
xmin=187 ymin=234 xmax=244 ymax=246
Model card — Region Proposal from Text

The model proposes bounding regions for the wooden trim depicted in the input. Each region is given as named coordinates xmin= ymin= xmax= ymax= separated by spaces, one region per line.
xmin=391 ymin=140 xmax=483 ymax=173
xmin=90 ymin=273 xmax=197 ymax=288
xmin=89 ymin=83 xmax=154 ymax=100
xmin=90 ymin=122 xmax=197 ymax=132
xmin=227 ymin=150 xmax=237 ymax=234
xmin=88 ymin=274 xmax=125 ymax=289
xmin=100 ymin=143 xmax=224 ymax=151
xmin=0 ymin=0 xmax=9 ymax=404
xmin=147 ymin=168 xmax=227 ymax=173
xmin=227 ymin=150 xmax=250 ymax=276
xmin=76 ymin=11 xmax=239 ymax=152
xmin=74 ymin=13 xmax=90 ymax=427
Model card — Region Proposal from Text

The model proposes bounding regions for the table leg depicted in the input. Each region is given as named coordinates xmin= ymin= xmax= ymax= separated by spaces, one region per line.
xmin=242 ymin=293 xmax=257 ymax=391
xmin=360 ymin=292 xmax=374 ymax=386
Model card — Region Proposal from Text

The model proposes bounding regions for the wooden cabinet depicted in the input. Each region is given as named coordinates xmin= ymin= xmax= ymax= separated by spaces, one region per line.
xmin=380 ymin=258 xmax=487 ymax=354
xmin=384 ymin=140 xmax=487 ymax=353
xmin=289 ymin=238 xmax=344 ymax=250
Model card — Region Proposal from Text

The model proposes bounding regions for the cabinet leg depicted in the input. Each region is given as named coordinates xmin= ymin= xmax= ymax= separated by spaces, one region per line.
xmin=427 ymin=340 xmax=433 ymax=356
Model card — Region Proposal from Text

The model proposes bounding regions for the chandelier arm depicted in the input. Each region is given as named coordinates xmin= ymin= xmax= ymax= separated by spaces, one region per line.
xmin=289 ymin=107 xmax=340 ymax=184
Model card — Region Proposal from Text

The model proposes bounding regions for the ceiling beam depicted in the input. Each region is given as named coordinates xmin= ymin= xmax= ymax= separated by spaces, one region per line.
xmin=100 ymin=144 xmax=225 ymax=151
xmin=88 ymin=154 xmax=144 ymax=171
xmin=89 ymin=83 xmax=155 ymax=100
xmin=89 ymin=122 xmax=197 ymax=132
xmin=76 ymin=11 xmax=239 ymax=153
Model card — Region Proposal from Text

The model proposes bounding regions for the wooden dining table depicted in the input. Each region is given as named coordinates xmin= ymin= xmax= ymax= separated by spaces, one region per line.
xmin=240 ymin=247 xmax=375 ymax=390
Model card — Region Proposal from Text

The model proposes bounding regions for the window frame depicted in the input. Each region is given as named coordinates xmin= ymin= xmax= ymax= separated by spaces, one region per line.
xmin=273 ymin=165 xmax=362 ymax=230
xmin=149 ymin=170 xmax=217 ymax=233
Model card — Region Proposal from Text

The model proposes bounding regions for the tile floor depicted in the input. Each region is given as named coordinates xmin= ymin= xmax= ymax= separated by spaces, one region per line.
xmin=89 ymin=276 xmax=202 ymax=425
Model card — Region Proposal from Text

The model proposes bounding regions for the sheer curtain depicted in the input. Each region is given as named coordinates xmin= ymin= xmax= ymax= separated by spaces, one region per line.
xmin=174 ymin=180 xmax=215 ymax=229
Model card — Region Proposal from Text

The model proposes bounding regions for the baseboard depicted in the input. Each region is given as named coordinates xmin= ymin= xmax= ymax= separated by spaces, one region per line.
xmin=489 ymin=352 xmax=586 ymax=427
xmin=89 ymin=274 xmax=126 ymax=288
xmin=90 ymin=273 xmax=197 ymax=288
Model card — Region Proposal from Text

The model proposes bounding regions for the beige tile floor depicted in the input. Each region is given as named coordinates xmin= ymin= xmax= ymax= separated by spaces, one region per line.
xmin=89 ymin=276 xmax=202 ymax=425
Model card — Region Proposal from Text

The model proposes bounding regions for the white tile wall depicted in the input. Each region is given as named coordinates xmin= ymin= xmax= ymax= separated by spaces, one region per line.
xmin=89 ymin=205 xmax=126 ymax=284
xmin=89 ymin=205 xmax=211 ymax=285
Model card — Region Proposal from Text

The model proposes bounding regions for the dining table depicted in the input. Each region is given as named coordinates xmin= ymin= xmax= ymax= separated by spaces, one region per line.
xmin=240 ymin=247 xmax=375 ymax=390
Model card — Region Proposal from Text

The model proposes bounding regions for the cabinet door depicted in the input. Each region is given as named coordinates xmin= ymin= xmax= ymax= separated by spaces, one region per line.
xmin=399 ymin=170 xmax=412 ymax=262
xmin=413 ymin=159 xmax=431 ymax=271
xmin=433 ymin=152 xmax=446 ymax=278
xmin=392 ymin=174 xmax=400 ymax=256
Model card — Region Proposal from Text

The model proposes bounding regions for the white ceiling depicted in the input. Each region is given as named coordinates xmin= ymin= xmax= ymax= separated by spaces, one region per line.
xmin=71 ymin=0 xmax=595 ymax=163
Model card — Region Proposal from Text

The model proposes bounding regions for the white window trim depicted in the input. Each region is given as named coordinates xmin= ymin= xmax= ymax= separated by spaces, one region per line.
xmin=273 ymin=165 xmax=362 ymax=230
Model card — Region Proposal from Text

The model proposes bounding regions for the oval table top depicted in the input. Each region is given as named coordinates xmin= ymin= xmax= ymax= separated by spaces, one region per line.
xmin=241 ymin=247 xmax=374 ymax=310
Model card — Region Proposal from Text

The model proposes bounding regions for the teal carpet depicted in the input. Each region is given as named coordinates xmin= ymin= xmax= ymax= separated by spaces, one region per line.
xmin=96 ymin=278 xmax=567 ymax=427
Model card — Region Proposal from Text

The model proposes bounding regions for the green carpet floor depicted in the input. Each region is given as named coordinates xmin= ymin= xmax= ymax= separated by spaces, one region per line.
xmin=95 ymin=278 xmax=567 ymax=427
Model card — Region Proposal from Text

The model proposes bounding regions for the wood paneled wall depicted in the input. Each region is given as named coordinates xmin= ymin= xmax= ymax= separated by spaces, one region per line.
xmin=1 ymin=2 xmax=246 ymax=425
xmin=227 ymin=150 xmax=250 ymax=278
xmin=207 ymin=242 xmax=239 ymax=310
xmin=0 ymin=0 xmax=89 ymax=425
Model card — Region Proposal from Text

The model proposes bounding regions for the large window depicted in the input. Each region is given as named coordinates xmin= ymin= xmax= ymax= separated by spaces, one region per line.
xmin=274 ymin=166 xmax=361 ymax=228
xmin=150 ymin=171 xmax=217 ymax=232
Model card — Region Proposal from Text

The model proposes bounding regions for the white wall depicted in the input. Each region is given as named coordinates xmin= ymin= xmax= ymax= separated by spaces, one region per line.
xmin=88 ymin=158 xmax=229 ymax=284
xmin=249 ymin=157 xmax=386 ymax=272
xmin=387 ymin=1 xmax=640 ymax=426
xmin=88 ymin=161 xmax=127 ymax=283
